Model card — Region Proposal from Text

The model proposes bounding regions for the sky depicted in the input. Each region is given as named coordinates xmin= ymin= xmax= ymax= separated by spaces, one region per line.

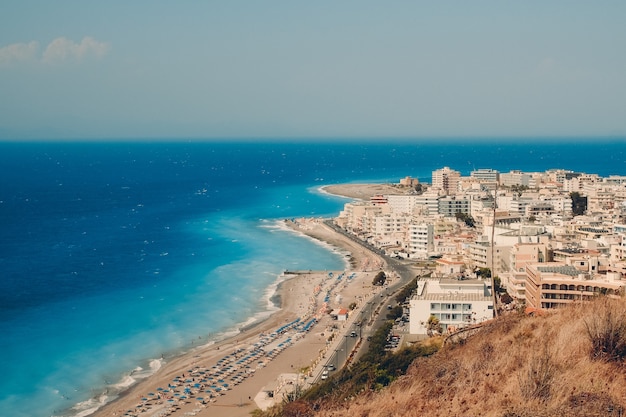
xmin=1 ymin=1 xmax=625 ymax=140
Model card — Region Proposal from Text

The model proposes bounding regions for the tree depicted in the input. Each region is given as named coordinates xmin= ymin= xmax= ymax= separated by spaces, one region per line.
xmin=395 ymin=277 xmax=419 ymax=303
xmin=493 ymin=276 xmax=502 ymax=292
xmin=386 ymin=305 xmax=404 ymax=320
xmin=426 ymin=315 xmax=442 ymax=336
xmin=570 ymin=192 xmax=587 ymax=216
xmin=500 ymin=292 xmax=513 ymax=304
xmin=455 ymin=211 xmax=475 ymax=228
xmin=372 ymin=271 xmax=386 ymax=286
xmin=477 ymin=267 xmax=491 ymax=278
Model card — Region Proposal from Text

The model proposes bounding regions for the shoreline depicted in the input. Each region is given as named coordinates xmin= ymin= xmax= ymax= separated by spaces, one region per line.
xmin=89 ymin=215 xmax=386 ymax=417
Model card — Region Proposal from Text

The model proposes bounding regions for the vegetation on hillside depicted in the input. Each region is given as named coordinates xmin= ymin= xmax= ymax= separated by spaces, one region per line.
xmin=311 ymin=297 xmax=626 ymax=417
xmin=258 ymin=322 xmax=440 ymax=417
xmin=258 ymin=297 xmax=626 ymax=417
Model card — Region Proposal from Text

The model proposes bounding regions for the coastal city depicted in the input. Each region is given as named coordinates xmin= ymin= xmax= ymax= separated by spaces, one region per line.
xmin=332 ymin=166 xmax=626 ymax=335
xmin=91 ymin=165 xmax=626 ymax=417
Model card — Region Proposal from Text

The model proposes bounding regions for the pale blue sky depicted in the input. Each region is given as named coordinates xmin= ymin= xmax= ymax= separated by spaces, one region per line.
xmin=1 ymin=1 xmax=625 ymax=140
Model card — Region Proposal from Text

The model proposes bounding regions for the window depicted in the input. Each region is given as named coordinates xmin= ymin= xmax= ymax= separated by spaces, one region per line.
xmin=430 ymin=303 xmax=440 ymax=310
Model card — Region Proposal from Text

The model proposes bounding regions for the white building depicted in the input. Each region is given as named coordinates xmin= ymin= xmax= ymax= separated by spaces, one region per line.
xmin=414 ymin=192 xmax=441 ymax=216
xmin=409 ymin=278 xmax=494 ymax=336
xmin=438 ymin=196 xmax=471 ymax=217
xmin=432 ymin=167 xmax=461 ymax=196
xmin=500 ymin=170 xmax=533 ymax=188
xmin=407 ymin=222 xmax=434 ymax=258
xmin=387 ymin=194 xmax=422 ymax=214
xmin=471 ymin=168 xmax=499 ymax=182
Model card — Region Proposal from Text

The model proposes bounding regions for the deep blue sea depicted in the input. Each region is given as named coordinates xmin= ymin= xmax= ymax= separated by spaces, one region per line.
xmin=0 ymin=139 xmax=625 ymax=417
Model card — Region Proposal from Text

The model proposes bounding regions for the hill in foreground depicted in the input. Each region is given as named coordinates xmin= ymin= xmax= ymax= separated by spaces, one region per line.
xmin=271 ymin=298 xmax=626 ymax=417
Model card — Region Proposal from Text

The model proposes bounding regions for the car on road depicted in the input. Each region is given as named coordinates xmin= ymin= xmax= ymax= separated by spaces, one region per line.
xmin=321 ymin=370 xmax=329 ymax=380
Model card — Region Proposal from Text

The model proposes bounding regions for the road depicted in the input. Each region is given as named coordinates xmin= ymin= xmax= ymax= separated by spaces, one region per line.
xmin=310 ymin=221 xmax=429 ymax=376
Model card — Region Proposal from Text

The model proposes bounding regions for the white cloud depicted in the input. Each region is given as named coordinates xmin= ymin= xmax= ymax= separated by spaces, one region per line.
xmin=0 ymin=41 xmax=40 ymax=66
xmin=0 ymin=37 xmax=110 ymax=67
xmin=42 ymin=36 xmax=110 ymax=64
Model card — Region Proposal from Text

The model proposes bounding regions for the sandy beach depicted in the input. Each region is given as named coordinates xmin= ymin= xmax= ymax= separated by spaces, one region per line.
xmin=90 ymin=212 xmax=387 ymax=417
xmin=321 ymin=183 xmax=404 ymax=200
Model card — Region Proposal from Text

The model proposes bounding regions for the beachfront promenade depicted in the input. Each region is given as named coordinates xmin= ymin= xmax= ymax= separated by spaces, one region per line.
xmin=94 ymin=217 xmax=411 ymax=417
xmin=106 ymin=269 xmax=389 ymax=417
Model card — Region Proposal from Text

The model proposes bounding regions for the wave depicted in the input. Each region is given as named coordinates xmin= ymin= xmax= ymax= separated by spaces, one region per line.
xmin=71 ymin=393 xmax=109 ymax=417
xmin=65 ymin=358 xmax=165 ymax=417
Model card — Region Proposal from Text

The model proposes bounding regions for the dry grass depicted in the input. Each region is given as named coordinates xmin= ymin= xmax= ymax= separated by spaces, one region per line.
xmin=308 ymin=298 xmax=626 ymax=417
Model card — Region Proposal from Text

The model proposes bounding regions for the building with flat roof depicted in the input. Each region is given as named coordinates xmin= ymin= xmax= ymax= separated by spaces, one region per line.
xmin=471 ymin=168 xmax=499 ymax=182
xmin=432 ymin=167 xmax=461 ymax=196
xmin=438 ymin=196 xmax=470 ymax=217
xmin=407 ymin=222 xmax=434 ymax=258
xmin=409 ymin=278 xmax=493 ymax=336
xmin=525 ymin=262 xmax=625 ymax=310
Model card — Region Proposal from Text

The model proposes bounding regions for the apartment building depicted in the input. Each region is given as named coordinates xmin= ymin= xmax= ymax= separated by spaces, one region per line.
xmin=432 ymin=167 xmax=461 ymax=196
xmin=467 ymin=236 xmax=492 ymax=269
xmin=409 ymin=278 xmax=493 ymax=335
xmin=470 ymin=168 xmax=499 ymax=182
xmin=414 ymin=192 xmax=441 ymax=216
xmin=525 ymin=262 xmax=625 ymax=309
xmin=501 ymin=242 xmax=549 ymax=300
xmin=438 ymin=196 xmax=471 ymax=217
xmin=386 ymin=194 xmax=421 ymax=214
xmin=371 ymin=213 xmax=410 ymax=242
xmin=407 ymin=222 xmax=434 ymax=258
xmin=335 ymin=202 xmax=386 ymax=234
xmin=500 ymin=170 xmax=533 ymax=188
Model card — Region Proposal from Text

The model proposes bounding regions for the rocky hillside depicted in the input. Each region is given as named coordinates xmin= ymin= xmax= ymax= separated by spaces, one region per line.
xmin=271 ymin=297 xmax=626 ymax=417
